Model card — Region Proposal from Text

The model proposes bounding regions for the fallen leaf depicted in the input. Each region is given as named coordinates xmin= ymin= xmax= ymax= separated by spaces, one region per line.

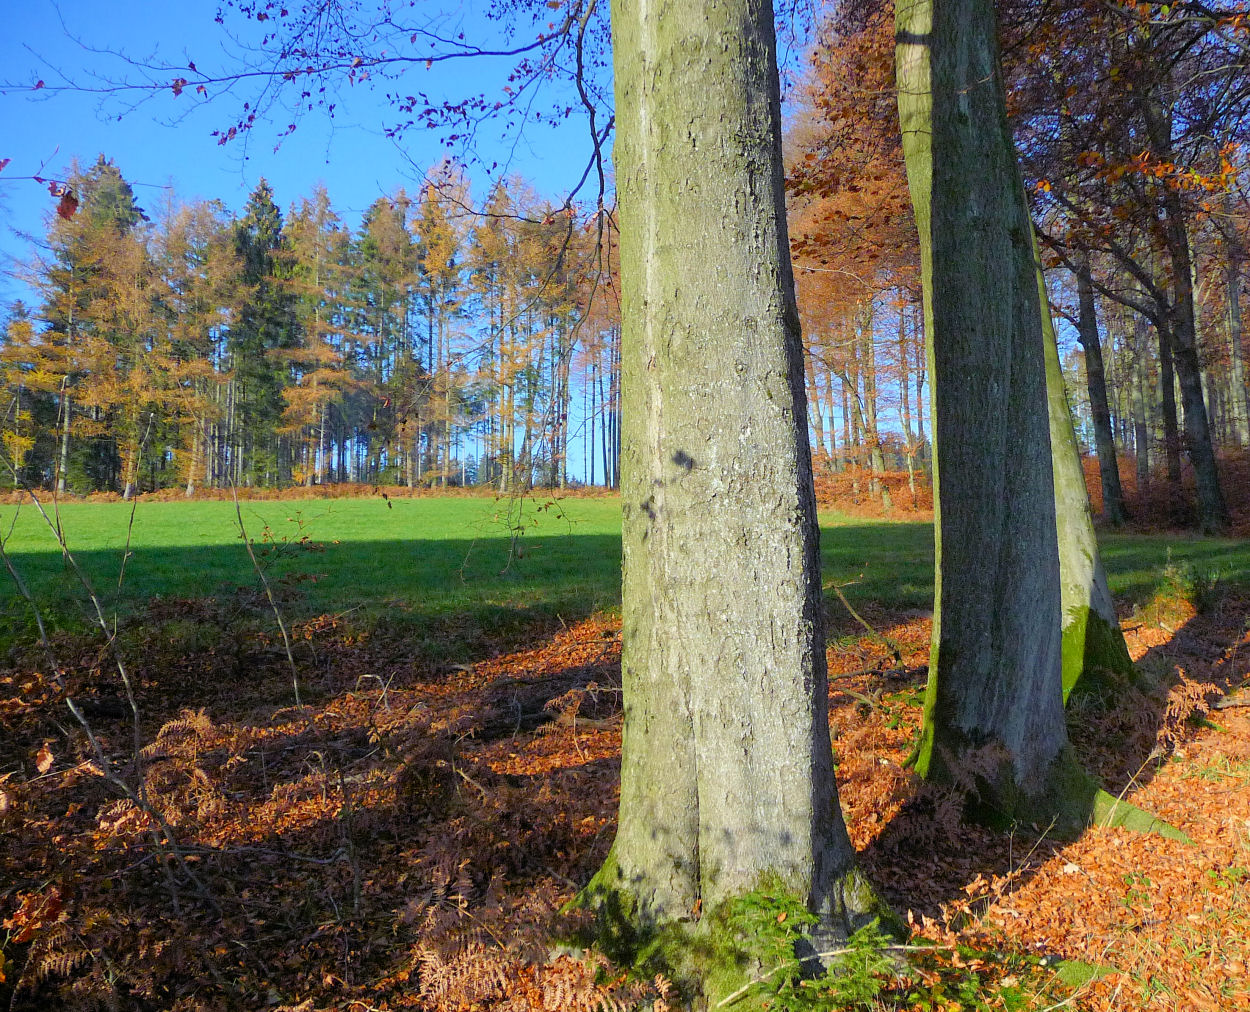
xmin=36 ymin=745 xmax=54 ymax=774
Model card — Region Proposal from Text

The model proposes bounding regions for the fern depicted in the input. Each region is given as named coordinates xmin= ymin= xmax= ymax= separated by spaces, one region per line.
xmin=416 ymin=938 xmax=510 ymax=1007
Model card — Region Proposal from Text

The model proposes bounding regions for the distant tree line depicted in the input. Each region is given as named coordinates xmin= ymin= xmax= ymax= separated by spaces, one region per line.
xmin=1 ymin=156 xmax=622 ymax=495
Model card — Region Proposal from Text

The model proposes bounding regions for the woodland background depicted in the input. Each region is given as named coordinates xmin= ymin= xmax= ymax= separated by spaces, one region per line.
xmin=2 ymin=0 xmax=1246 ymax=528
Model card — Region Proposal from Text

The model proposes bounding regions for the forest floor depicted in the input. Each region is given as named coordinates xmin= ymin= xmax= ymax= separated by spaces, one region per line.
xmin=1 ymin=479 xmax=1248 ymax=1010
xmin=2 ymin=577 xmax=1247 ymax=1009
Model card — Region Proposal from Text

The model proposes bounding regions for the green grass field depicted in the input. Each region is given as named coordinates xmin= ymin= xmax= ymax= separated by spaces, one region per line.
xmin=2 ymin=494 xmax=1247 ymax=642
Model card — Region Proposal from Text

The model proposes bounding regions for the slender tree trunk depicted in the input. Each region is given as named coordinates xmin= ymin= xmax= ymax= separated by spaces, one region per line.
xmin=898 ymin=297 xmax=918 ymax=506
xmin=185 ymin=417 xmax=201 ymax=497
xmin=588 ymin=356 xmax=597 ymax=486
xmin=1140 ymin=86 xmax=1227 ymax=530
xmin=860 ymin=301 xmax=888 ymax=505
xmin=1132 ymin=359 xmax=1149 ymax=490
xmin=913 ymin=302 xmax=929 ymax=471
xmin=1075 ymin=260 xmax=1126 ymax=524
xmin=598 ymin=346 xmax=609 ymax=487
xmin=1225 ymin=250 xmax=1250 ymax=446
xmin=586 ymin=0 xmax=874 ymax=953
xmin=822 ymin=358 xmax=839 ymax=468
xmin=1157 ymin=323 xmax=1183 ymax=485
xmin=1103 ymin=301 xmax=1123 ymax=450
xmin=805 ymin=341 xmax=829 ymax=472
xmin=57 ymin=381 xmax=72 ymax=496
xmin=897 ymin=0 xmax=1085 ymax=824
xmin=839 ymin=376 xmax=852 ymax=474
xmin=611 ymin=324 xmax=622 ymax=489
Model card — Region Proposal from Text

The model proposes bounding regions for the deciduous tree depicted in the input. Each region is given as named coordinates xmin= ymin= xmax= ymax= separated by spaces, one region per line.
xmin=583 ymin=0 xmax=884 ymax=975
xmin=895 ymin=0 xmax=1084 ymax=824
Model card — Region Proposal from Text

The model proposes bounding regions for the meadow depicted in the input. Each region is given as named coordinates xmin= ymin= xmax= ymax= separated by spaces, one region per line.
xmin=3 ymin=491 xmax=1247 ymax=640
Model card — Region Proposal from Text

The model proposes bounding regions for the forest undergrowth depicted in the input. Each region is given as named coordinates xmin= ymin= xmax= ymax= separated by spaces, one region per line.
xmin=1 ymin=488 xmax=1248 ymax=1009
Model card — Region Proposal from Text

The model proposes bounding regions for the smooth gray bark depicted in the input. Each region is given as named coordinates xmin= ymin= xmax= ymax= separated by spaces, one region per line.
xmin=588 ymin=0 xmax=867 ymax=938
xmin=896 ymin=0 xmax=1076 ymax=820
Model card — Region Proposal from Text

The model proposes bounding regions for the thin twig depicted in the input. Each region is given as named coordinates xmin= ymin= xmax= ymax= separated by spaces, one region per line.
xmin=0 ymin=476 xmax=219 ymax=916
xmin=231 ymin=485 xmax=303 ymax=708
xmin=829 ymin=581 xmax=905 ymax=667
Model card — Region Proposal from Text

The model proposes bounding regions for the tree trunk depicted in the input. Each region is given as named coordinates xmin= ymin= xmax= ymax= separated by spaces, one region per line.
xmin=1131 ymin=316 xmax=1152 ymax=488
xmin=1140 ymin=88 xmax=1228 ymax=531
xmin=57 ymin=381 xmax=72 ymax=496
xmin=897 ymin=0 xmax=1086 ymax=825
xmin=586 ymin=0 xmax=876 ymax=957
xmin=914 ymin=305 xmax=930 ymax=472
xmin=1225 ymin=233 xmax=1250 ymax=447
xmin=805 ymin=340 xmax=829 ymax=471
xmin=1157 ymin=322 xmax=1183 ymax=485
xmin=1037 ymin=255 xmax=1135 ymax=700
xmin=898 ymin=299 xmax=918 ymax=506
xmin=185 ymin=418 xmax=201 ymax=497
xmin=822 ymin=357 xmax=839 ymax=468
xmin=1075 ymin=260 xmax=1126 ymax=524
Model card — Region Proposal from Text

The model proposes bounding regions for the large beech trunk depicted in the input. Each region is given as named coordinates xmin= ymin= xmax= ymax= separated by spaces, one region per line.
xmin=896 ymin=0 xmax=1079 ymax=821
xmin=587 ymin=0 xmax=871 ymax=938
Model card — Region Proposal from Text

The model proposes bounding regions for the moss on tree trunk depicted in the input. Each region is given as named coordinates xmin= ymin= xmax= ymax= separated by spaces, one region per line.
xmin=1035 ymin=246 xmax=1136 ymax=701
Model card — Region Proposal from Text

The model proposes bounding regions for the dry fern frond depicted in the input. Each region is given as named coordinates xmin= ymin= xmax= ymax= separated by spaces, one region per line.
xmin=25 ymin=925 xmax=89 ymax=985
xmin=141 ymin=708 xmax=216 ymax=758
xmin=415 ymin=938 xmax=511 ymax=1008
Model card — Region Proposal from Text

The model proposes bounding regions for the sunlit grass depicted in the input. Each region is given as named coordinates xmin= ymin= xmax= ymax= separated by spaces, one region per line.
xmin=2 ymin=494 xmax=1247 ymax=642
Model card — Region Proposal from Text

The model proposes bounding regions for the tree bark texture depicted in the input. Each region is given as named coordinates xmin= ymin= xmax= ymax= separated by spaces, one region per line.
xmin=1140 ymin=90 xmax=1229 ymax=532
xmin=896 ymin=0 xmax=1075 ymax=819
xmin=1225 ymin=250 xmax=1250 ymax=446
xmin=1157 ymin=324 xmax=1183 ymax=485
xmin=589 ymin=0 xmax=865 ymax=933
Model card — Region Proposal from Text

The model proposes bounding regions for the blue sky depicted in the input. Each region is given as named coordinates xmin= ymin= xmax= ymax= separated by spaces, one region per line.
xmin=0 ymin=0 xmax=603 ymax=306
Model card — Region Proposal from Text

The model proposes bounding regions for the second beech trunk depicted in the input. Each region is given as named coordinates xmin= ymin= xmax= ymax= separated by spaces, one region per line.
xmin=896 ymin=0 xmax=1078 ymax=823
